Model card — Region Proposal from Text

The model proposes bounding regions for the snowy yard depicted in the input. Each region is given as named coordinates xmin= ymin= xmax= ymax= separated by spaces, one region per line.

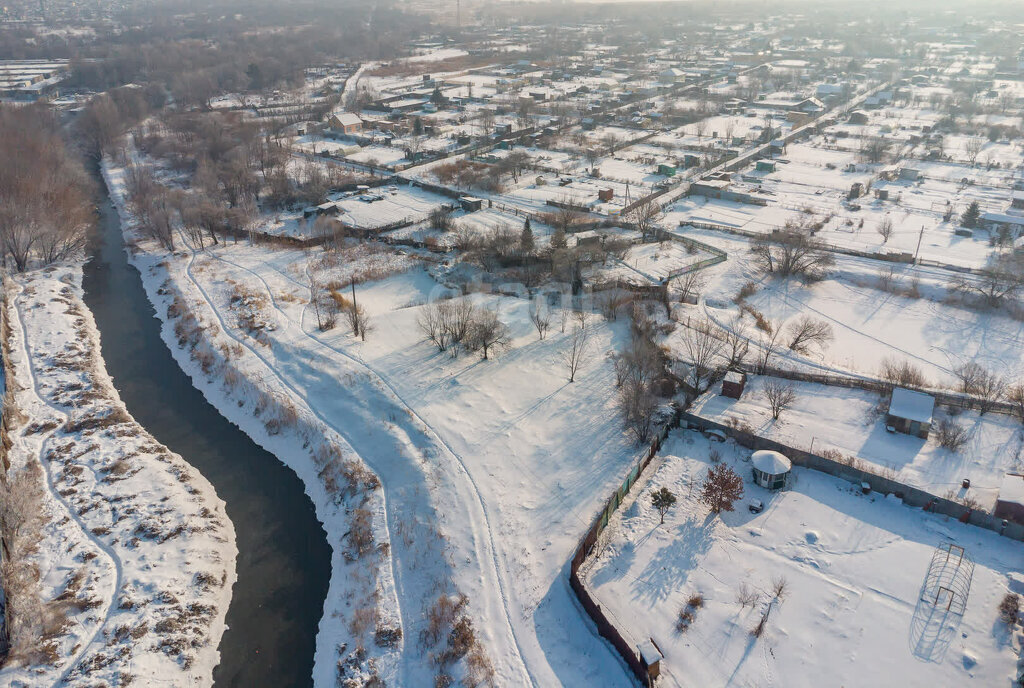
xmin=690 ymin=376 xmax=1024 ymax=508
xmin=584 ymin=430 xmax=1024 ymax=688
xmin=591 ymin=240 xmax=717 ymax=286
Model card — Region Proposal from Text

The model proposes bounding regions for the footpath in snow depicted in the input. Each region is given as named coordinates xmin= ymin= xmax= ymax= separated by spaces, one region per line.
xmin=104 ymin=153 xmax=644 ymax=686
xmin=0 ymin=264 xmax=235 ymax=688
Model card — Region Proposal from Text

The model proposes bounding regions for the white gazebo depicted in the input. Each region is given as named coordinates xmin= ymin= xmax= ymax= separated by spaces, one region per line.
xmin=751 ymin=450 xmax=791 ymax=490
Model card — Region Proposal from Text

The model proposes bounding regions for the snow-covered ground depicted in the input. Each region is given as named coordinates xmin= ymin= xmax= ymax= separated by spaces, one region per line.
xmin=691 ymin=376 xmax=1024 ymax=508
xmin=0 ymin=265 xmax=235 ymax=688
xmin=584 ymin=429 xmax=1024 ymax=688
xmin=104 ymin=156 xmax=647 ymax=686
xmin=665 ymin=226 xmax=1024 ymax=387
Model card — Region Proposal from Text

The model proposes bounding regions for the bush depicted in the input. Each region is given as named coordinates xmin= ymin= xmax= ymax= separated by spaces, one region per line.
xmin=675 ymin=608 xmax=695 ymax=632
xmin=936 ymin=418 xmax=969 ymax=451
xmin=999 ymin=593 xmax=1019 ymax=626
xmin=880 ymin=357 xmax=929 ymax=389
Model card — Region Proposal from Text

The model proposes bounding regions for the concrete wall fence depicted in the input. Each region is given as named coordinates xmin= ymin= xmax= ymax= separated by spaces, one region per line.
xmin=681 ymin=410 xmax=1024 ymax=542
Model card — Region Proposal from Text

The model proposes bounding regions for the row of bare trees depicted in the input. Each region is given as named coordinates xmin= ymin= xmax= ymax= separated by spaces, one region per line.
xmin=0 ymin=105 xmax=93 ymax=272
xmin=416 ymin=299 xmax=511 ymax=360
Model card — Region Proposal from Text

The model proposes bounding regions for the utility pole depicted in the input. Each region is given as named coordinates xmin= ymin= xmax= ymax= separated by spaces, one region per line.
xmin=914 ymin=224 xmax=924 ymax=263
xmin=351 ymin=281 xmax=360 ymax=339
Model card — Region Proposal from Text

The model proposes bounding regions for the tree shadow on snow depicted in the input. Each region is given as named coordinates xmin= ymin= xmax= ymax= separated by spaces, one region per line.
xmin=632 ymin=513 xmax=716 ymax=605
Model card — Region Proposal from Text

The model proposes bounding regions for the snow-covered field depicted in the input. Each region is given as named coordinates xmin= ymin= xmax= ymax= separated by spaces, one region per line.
xmin=584 ymin=429 xmax=1024 ymax=688
xmin=666 ymin=226 xmax=1024 ymax=387
xmin=593 ymin=241 xmax=716 ymax=286
xmin=0 ymin=265 xmax=235 ymax=688
xmin=104 ymin=155 xmax=648 ymax=686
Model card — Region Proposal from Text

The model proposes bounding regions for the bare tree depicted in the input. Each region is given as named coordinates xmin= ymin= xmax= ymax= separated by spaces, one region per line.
xmin=679 ymin=317 xmax=724 ymax=393
xmin=755 ymin=323 xmax=782 ymax=374
xmin=309 ymin=273 xmax=337 ymax=331
xmin=562 ymin=324 xmax=591 ymax=382
xmin=750 ymin=222 xmax=834 ymax=280
xmin=974 ymin=368 xmax=1007 ymax=414
xmin=629 ymin=197 xmax=664 ymax=240
xmin=0 ymin=105 xmax=92 ymax=271
xmin=1007 ymin=382 xmax=1024 ymax=423
xmin=952 ymin=361 xmax=985 ymax=395
xmin=618 ymin=373 xmax=658 ymax=443
xmin=949 ymin=254 xmax=1024 ymax=307
xmin=530 ymin=303 xmax=551 ymax=340
xmin=584 ymin=148 xmax=600 ymax=174
xmin=675 ymin=270 xmax=707 ymax=304
xmin=964 ymin=136 xmax=984 ymax=166
xmin=417 ymin=298 xmax=477 ymax=355
xmin=859 ymin=136 xmax=890 ymax=164
xmin=786 ymin=315 xmax=833 ymax=355
xmin=0 ymin=463 xmax=48 ymax=662
xmin=763 ymin=378 xmax=797 ymax=420
xmin=466 ymin=308 xmax=510 ymax=360
xmin=478 ymin=108 xmax=495 ymax=137
xmin=876 ymin=215 xmax=894 ymax=243
xmin=723 ymin=317 xmax=751 ymax=369
xmin=879 ymin=356 xmax=929 ymax=389
xmin=417 ymin=300 xmax=449 ymax=351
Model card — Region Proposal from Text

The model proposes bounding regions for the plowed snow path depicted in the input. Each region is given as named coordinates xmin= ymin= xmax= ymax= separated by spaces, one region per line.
xmin=178 ymin=244 xmax=536 ymax=685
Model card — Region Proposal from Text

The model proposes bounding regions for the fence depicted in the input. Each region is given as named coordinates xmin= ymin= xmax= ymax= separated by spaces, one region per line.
xmin=728 ymin=360 xmax=1023 ymax=419
xmin=679 ymin=218 xmax=986 ymax=276
xmin=680 ymin=410 xmax=1024 ymax=542
xmin=568 ymin=407 xmax=683 ymax=686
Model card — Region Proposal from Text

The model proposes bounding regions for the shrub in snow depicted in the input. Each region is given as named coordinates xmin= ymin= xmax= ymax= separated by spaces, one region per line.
xmin=936 ymin=418 xmax=969 ymax=452
xmin=998 ymin=593 xmax=1019 ymax=626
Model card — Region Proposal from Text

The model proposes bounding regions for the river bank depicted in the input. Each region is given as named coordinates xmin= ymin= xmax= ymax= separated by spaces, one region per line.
xmin=101 ymin=159 xmax=406 ymax=686
xmin=0 ymin=262 xmax=235 ymax=687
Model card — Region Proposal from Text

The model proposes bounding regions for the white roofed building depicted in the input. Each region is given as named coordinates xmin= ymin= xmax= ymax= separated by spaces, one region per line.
xmin=751 ymin=450 xmax=791 ymax=490
xmin=886 ymin=387 xmax=934 ymax=439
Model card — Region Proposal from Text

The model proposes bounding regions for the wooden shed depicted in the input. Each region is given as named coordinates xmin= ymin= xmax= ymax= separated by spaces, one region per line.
xmin=721 ymin=371 xmax=747 ymax=399
xmin=886 ymin=387 xmax=934 ymax=439
xmin=638 ymin=639 xmax=663 ymax=682
xmin=995 ymin=474 xmax=1024 ymax=523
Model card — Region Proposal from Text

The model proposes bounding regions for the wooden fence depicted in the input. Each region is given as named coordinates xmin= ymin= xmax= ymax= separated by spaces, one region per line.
xmin=568 ymin=407 xmax=683 ymax=686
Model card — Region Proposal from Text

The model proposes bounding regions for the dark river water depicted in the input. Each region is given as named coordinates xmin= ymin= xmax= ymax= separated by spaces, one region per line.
xmin=82 ymin=174 xmax=331 ymax=687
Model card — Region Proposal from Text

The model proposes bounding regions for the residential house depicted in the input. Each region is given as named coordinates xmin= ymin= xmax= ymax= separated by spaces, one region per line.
xmin=328 ymin=112 xmax=363 ymax=136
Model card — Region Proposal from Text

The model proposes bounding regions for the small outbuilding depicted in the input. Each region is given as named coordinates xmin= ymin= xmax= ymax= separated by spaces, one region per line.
xmin=721 ymin=371 xmax=747 ymax=399
xmin=459 ymin=196 xmax=483 ymax=212
xmin=995 ymin=474 xmax=1024 ymax=523
xmin=751 ymin=450 xmax=791 ymax=490
xmin=886 ymin=387 xmax=934 ymax=439
xmin=638 ymin=639 xmax=663 ymax=681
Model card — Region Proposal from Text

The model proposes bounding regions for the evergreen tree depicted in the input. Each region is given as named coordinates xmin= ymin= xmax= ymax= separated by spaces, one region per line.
xmin=651 ymin=487 xmax=677 ymax=524
xmin=961 ymin=200 xmax=981 ymax=228
xmin=551 ymin=226 xmax=568 ymax=250
xmin=520 ymin=218 xmax=534 ymax=253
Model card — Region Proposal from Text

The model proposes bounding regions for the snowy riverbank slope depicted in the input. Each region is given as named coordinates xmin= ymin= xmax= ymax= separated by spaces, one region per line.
xmin=0 ymin=264 xmax=235 ymax=688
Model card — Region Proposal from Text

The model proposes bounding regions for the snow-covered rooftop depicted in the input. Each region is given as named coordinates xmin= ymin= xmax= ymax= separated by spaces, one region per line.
xmin=998 ymin=473 xmax=1024 ymax=508
xmin=752 ymin=449 xmax=792 ymax=475
xmin=638 ymin=639 xmax=663 ymax=665
xmin=888 ymin=387 xmax=935 ymax=424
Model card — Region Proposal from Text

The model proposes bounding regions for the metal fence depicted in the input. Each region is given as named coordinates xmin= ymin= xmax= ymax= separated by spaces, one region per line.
xmin=568 ymin=408 xmax=682 ymax=686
